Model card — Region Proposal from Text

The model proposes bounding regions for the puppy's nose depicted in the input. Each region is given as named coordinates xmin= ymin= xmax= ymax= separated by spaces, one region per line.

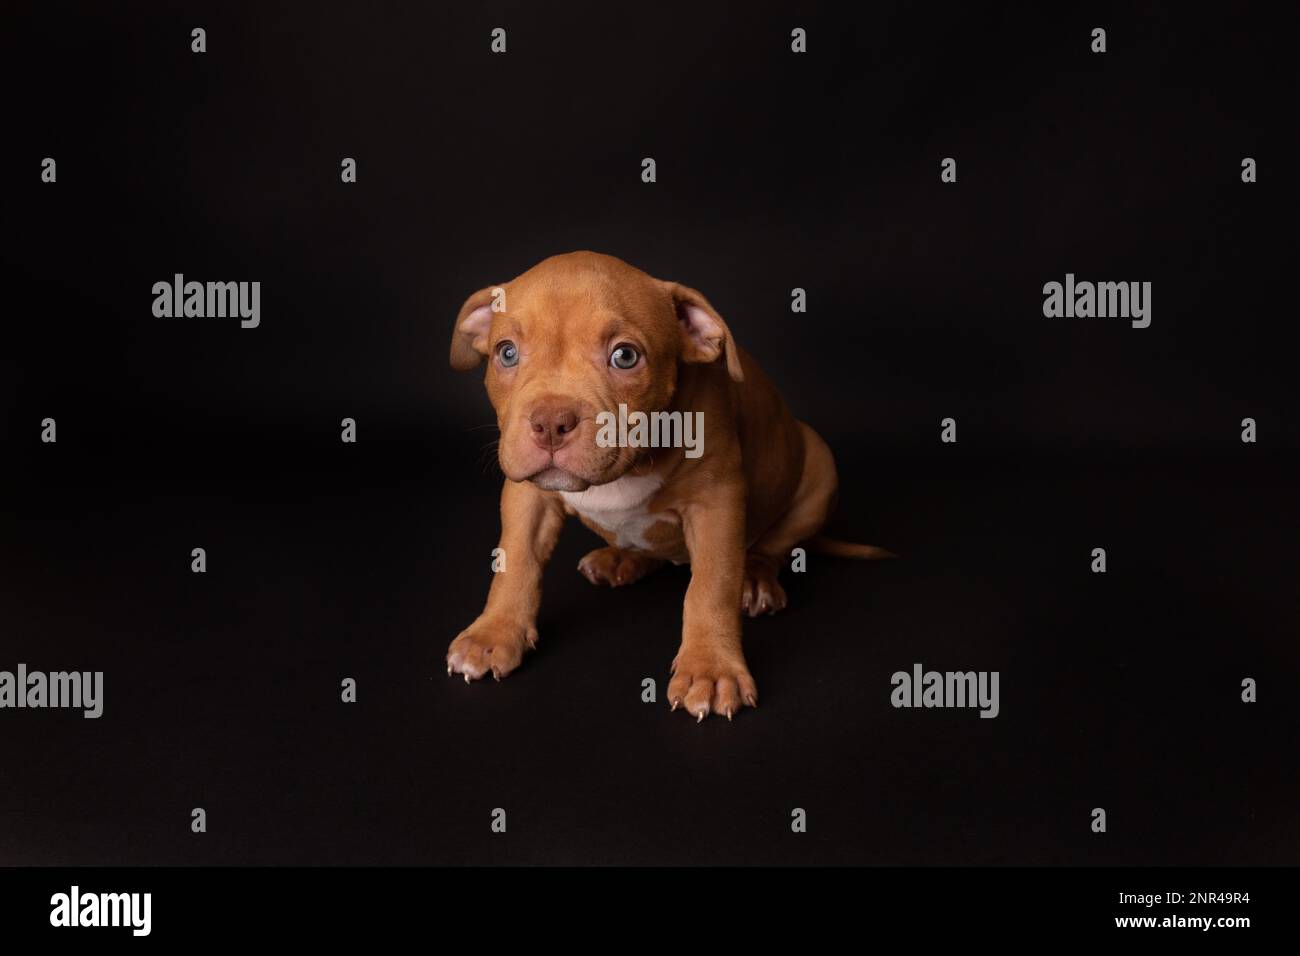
xmin=529 ymin=404 xmax=581 ymax=450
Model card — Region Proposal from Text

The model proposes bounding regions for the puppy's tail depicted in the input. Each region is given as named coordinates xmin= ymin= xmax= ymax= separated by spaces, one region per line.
xmin=805 ymin=535 xmax=898 ymax=560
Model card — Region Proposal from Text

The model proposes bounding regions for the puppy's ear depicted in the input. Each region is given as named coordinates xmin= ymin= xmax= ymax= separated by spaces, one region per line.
xmin=450 ymin=286 xmax=501 ymax=371
xmin=664 ymin=282 xmax=744 ymax=383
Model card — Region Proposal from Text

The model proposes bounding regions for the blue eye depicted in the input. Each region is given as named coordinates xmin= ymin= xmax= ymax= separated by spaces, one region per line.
xmin=497 ymin=341 xmax=519 ymax=367
xmin=610 ymin=344 xmax=640 ymax=369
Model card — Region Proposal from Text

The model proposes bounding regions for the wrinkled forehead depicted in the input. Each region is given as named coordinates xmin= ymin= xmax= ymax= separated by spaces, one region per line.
xmin=498 ymin=266 xmax=674 ymax=349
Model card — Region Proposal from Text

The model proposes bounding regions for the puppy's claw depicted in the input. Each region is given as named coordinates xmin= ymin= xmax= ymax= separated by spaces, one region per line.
xmin=696 ymin=711 xmax=704 ymax=724
xmin=464 ymin=674 xmax=471 ymax=684
xmin=671 ymin=699 xmax=679 ymax=712
xmin=726 ymin=709 xmax=733 ymax=721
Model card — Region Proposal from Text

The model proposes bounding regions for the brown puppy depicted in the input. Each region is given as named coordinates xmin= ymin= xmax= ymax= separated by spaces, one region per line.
xmin=447 ymin=251 xmax=891 ymax=720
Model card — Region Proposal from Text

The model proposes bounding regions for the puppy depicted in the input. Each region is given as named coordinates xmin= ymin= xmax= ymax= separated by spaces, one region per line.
xmin=447 ymin=252 xmax=891 ymax=720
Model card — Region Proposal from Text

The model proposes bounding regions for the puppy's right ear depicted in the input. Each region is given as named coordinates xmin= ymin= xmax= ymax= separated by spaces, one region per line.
xmin=450 ymin=286 xmax=501 ymax=371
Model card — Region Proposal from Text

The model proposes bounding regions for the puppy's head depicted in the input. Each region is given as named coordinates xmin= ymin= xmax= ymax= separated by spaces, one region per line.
xmin=451 ymin=251 xmax=742 ymax=492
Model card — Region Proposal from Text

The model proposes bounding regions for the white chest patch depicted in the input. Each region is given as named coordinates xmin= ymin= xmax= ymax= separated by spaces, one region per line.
xmin=560 ymin=474 xmax=669 ymax=550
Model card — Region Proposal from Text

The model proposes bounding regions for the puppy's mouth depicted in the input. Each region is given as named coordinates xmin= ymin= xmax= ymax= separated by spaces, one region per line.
xmin=512 ymin=438 xmax=642 ymax=493
xmin=527 ymin=467 xmax=591 ymax=493
xmin=523 ymin=450 xmax=642 ymax=492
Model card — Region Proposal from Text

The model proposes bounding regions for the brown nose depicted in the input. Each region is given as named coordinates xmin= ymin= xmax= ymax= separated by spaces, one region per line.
xmin=529 ymin=403 xmax=581 ymax=450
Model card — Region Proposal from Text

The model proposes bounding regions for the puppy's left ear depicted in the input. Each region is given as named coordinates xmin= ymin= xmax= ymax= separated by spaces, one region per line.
xmin=450 ymin=285 xmax=500 ymax=371
xmin=663 ymin=281 xmax=744 ymax=382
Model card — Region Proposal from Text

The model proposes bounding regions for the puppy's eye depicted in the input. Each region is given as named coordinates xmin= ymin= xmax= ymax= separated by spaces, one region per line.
xmin=609 ymin=343 xmax=640 ymax=370
xmin=497 ymin=340 xmax=519 ymax=367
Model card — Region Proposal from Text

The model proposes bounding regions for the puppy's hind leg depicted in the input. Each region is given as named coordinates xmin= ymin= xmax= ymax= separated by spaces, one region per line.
xmin=743 ymin=422 xmax=840 ymax=617
xmin=741 ymin=552 xmax=788 ymax=617
xmin=578 ymin=546 xmax=665 ymax=587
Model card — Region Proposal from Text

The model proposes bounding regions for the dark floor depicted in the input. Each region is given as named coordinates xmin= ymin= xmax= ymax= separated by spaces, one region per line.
xmin=3 ymin=437 xmax=1296 ymax=866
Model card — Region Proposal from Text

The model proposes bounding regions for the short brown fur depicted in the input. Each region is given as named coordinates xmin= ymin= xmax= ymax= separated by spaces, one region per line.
xmin=447 ymin=252 xmax=891 ymax=721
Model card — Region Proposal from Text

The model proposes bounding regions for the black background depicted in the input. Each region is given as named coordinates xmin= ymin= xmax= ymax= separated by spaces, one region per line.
xmin=2 ymin=1 xmax=1296 ymax=866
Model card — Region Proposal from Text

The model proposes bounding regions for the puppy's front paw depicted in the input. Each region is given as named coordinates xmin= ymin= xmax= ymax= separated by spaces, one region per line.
xmin=446 ymin=616 xmax=538 ymax=682
xmin=667 ymin=649 xmax=758 ymax=722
